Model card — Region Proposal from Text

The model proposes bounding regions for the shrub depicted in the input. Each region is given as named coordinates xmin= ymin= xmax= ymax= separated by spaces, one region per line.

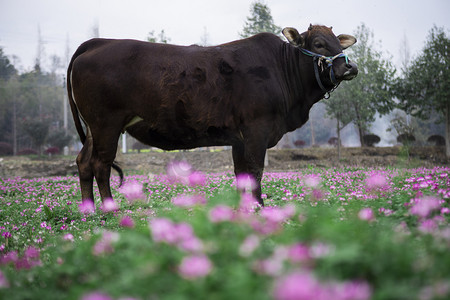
xmin=0 ymin=142 xmax=13 ymax=156
xmin=17 ymin=148 xmax=38 ymax=155
xmin=132 ymin=141 xmax=150 ymax=153
xmin=427 ymin=135 xmax=445 ymax=146
xmin=293 ymin=140 xmax=306 ymax=148
xmin=44 ymin=147 xmax=60 ymax=155
xmin=363 ymin=134 xmax=381 ymax=147
xmin=328 ymin=137 xmax=338 ymax=147
xmin=397 ymin=133 xmax=415 ymax=145
xmin=47 ymin=130 xmax=72 ymax=151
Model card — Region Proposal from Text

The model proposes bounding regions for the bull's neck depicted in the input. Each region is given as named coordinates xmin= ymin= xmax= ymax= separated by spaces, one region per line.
xmin=281 ymin=43 xmax=327 ymax=130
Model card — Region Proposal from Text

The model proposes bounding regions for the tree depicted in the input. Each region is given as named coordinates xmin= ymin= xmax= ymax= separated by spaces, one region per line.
xmin=240 ymin=0 xmax=281 ymax=38
xmin=325 ymin=23 xmax=396 ymax=147
xmin=395 ymin=26 xmax=450 ymax=157
xmin=0 ymin=48 xmax=17 ymax=80
xmin=147 ymin=30 xmax=170 ymax=44
xmin=22 ymin=118 xmax=50 ymax=156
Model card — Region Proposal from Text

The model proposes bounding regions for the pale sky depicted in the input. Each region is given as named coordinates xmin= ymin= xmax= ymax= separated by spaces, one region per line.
xmin=1 ymin=0 xmax=449 ymax=73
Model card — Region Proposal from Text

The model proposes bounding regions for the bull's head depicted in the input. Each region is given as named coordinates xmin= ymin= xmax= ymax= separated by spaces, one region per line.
xmin=282 ymin=24 xmax=358 ymax=91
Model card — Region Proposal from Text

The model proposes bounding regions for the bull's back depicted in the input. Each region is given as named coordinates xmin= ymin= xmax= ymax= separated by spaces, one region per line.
xmin=70 ymin=35 xmax=286 ymax=146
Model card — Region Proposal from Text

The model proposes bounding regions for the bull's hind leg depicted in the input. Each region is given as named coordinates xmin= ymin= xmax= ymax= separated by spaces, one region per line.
xmin=76 ymin=129 xmax=95 ymax=202
xmin=90 ymin=127 xmax=122 ymax=202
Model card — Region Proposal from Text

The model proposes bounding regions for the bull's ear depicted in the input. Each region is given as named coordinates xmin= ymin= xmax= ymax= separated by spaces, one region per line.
xmin=337 ymin=34 xmax=357 ymax=49
xmin=282 ymin=27 xmax=305 ymax=47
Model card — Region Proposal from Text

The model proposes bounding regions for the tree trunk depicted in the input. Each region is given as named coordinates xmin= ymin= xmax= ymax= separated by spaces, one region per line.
xmin=337 ymin=116 xmax=341 ymax=161
xmin=446 ymin=99 xmax=450 ymax=157
xmin=12 ymin=96 xmax=17 ymax=156
xmin=310 ymin=118 xmax=316 ymax=146
xmin=354 ymin=104 xmax=365 ymax=147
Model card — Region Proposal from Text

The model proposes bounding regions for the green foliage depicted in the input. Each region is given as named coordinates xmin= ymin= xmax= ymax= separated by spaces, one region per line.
xmin=47 ymin=129 xmax=72 ymax=151
xmin=0 ymin=50 xmax=69 ymax=154
xmin=240 ymin=0 xmax=281 ymax=38
xmin=22 ymin=118 xmax=50 ymax=156
xmin=395 ymin=26 xmax=450 ymax=156
xmin=396 ymin=26 xmax=450 ymax=120
xmin=0 ymin=167 xmax=449 ymax=299
xmin=0 ymin=48 xmax=17 ymax=81
xmin=325 ymin=23 xmax=396 ymax=146
xmin=147 ymin=30 xmax=171 ymax=44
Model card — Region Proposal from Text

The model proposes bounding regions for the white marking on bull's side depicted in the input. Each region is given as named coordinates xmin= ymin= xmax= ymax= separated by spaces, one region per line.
xmin=69 ymin=70 xmax=88 ymax=126
xmin=123 ymin=116 xmax=144 ymax=133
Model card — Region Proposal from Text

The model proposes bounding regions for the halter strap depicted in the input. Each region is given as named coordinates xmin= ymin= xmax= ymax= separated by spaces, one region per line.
xmin=299 ymin=48 xmax=349 ymax=95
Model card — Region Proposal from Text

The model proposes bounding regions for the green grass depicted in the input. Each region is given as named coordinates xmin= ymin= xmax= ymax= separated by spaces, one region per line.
xmin=0 ymin=166 xmax=449 ymax=299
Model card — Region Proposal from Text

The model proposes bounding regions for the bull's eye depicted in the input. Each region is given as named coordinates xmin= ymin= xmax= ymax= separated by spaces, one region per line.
xmin=314 ymin=43 xmax=324 ymax=49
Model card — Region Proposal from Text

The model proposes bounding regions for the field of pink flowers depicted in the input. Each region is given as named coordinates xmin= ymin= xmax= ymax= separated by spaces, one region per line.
xmin=0 ymin=163 xmax=449 ymax=300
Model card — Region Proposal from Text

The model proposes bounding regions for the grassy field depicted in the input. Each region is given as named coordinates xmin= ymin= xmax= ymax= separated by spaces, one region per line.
xmin=0 ymin=163 xmax=449 ymax=299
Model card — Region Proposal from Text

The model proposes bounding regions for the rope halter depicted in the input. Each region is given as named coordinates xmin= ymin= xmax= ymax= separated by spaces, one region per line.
xmin=299 ymin=48 xmax=349 ymax=97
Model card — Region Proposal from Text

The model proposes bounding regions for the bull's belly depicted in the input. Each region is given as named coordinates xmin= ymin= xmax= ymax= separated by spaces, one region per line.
xmin=126 ymin=122 xmax=233 ymax=150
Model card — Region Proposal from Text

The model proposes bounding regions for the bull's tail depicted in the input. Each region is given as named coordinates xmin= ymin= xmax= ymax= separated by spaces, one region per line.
xmin=66 ymin=42 xmax=124 ymax=186
xmin=67 ymin=48 xmax=87 ymax=145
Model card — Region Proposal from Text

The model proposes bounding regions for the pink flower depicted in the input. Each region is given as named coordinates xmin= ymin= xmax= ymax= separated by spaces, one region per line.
xmin=254 ymin=257 xmax=284 ymax=276
xmin=171 ymin=194 xmax=206 ymax=207
xmin=209 ymin=205 xmax=235 ymax=223
xmin=15 ymin=246 xmax=41 ymax=270
xmin=92 ymin=231 xmax=119 ymax=256
xmin=240 ymin=193 xmax=260 ymax=213
xmin=119 ymin=181 xmax=144 ymax=202
xmin=334 ymin=280 xmax=372 ymax=300
xmin=365 ymin=173 xmax=388 ymax=191
xmin=188 ymin=171 xmax=206 ymax=186
xmin=304 ymin=174 xmax=321 ymax=188
xmin=79 ymin=199 xmax=95 ymax=214
xmin=101 ymin=198 xmax=119 ymax=213
xmin=167 ymin=161 xmax=193 ymax=184
xmin=1 ymin=251 xmax=18 ymax=265
xmin=287 ymin=243 xmax=311 ymax=263
xmin=239 ymin=234 xmax=260 ymax=257
xmin=418 ymin=219 xmax=438 ymax=234
xmin=174 ymin=222 xmax=195 ymax=241
xmin=311 ymin=189 xmax=324 ymax=200
xmin=149 ymin=218 xmax=178 ymax=244
xmin=410 ymin=196 xmax=441 ymax=218
xmin=179 ymin=236 xmax=204 ymax=253
xmin=0 ymin=270 xmax=9 ymax=288
xmin=236 ymin=173 xmax=257 ymax=192
xmin=260 ymin=205 xmax=295 ymax=224
xmin=63 ymin=233 xmax=74 ymax=242
xmin=81 ymin=291 xmax=113 ymax=300
xmin=273 ymin=271 xmax=320 ymax=300
xmin=178 ymin=255 xmax=213 ymax=279
xmin=310 ymin=242 xmax=335 ymax=258
xmin=358 ymin=208 xmax=375 ymax=222
xmin=441 ymin=207 xmax=450 ymax=215
xmin=119 ymin=216 xmax=135 ymax=228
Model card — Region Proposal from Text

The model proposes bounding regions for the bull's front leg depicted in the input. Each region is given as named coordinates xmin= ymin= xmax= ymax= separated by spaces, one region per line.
xmin=232 ymin=140 xmax=267 ymax=206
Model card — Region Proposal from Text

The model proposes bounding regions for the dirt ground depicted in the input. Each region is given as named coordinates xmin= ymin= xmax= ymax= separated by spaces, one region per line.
xmin=0 ymin=146 xmax=448 ymax=179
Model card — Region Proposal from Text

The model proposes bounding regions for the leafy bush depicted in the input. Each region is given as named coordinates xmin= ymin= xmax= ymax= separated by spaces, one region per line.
xmin=44 ymin=147 xmax=60 ymax=155
xmin=17 ymin=148 xmax=38 ymax=155
xmin=0 ymin=142 xmax=12 ymax=156
xmin=132 ymin=141 xmax=150 ymax=153
xmin=428 ymin=135 xmax=446 ymax=146
xmin=293 ymin=140 xmax=306 ymax=148
xmin=47 ymin=130 xmax=72 ymax=151
xmin=328 ymin=137 xmax=338 ymax=146
xmin=397 ymin=133 xmax=416 ymax=145
xmin=362 ymin=134 xmax=381 ymax=147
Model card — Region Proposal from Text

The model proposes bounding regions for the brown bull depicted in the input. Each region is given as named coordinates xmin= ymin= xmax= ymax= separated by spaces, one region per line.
xmin=67 ymin=24 xmax=357 ymax=206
